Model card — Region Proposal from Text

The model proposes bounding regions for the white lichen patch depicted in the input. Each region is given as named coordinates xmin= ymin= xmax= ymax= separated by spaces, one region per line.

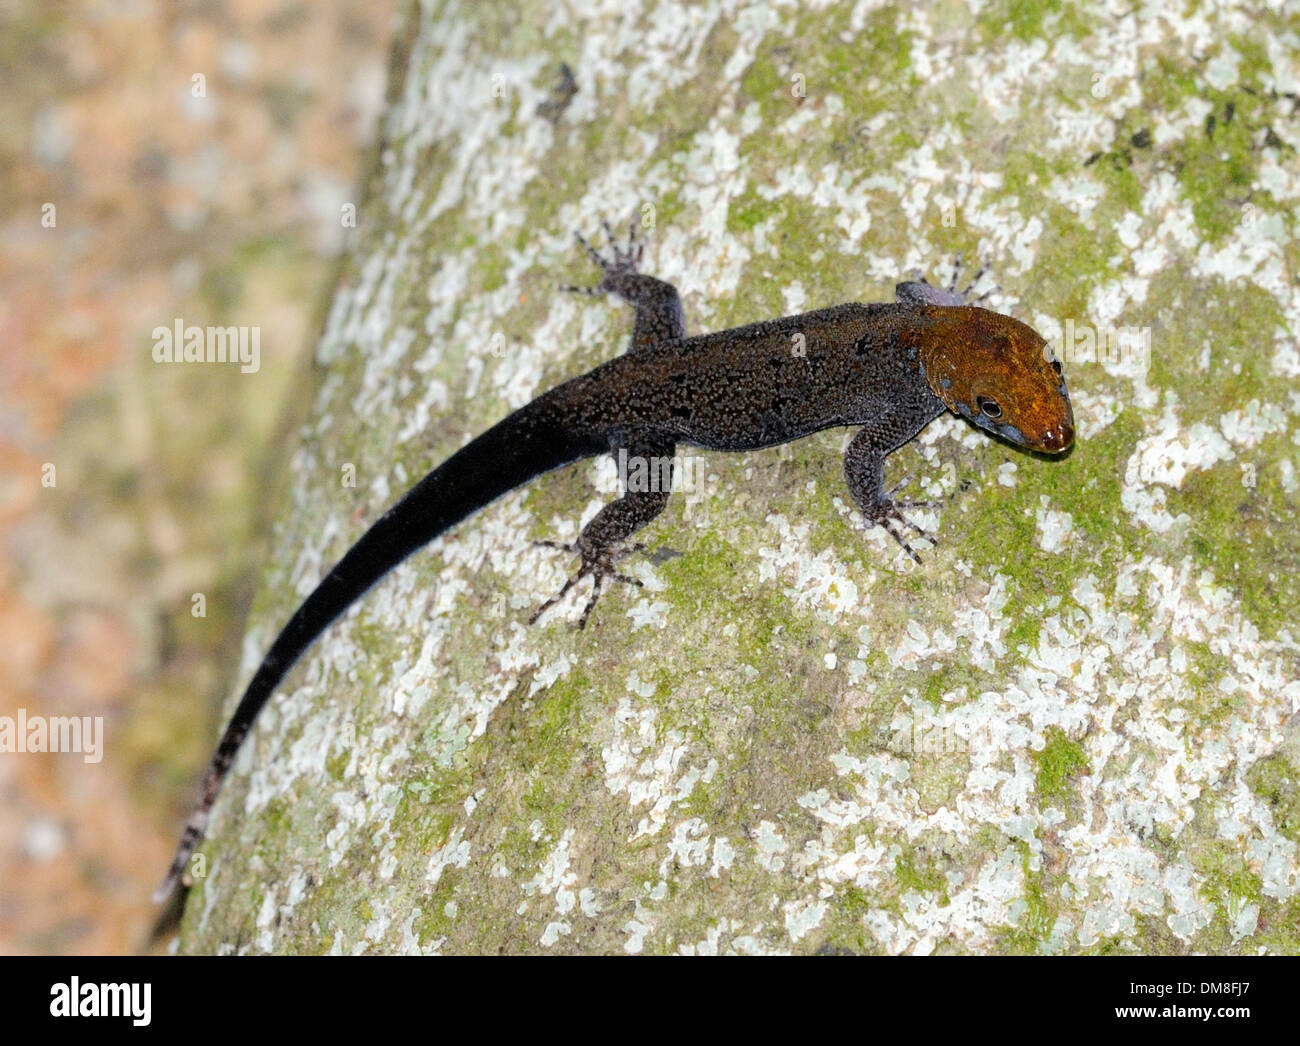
xmin=758 ymin=513 xmax=867 ymax=618
xmin=602 ymin=695 xmax=718 ymax=839
xmin=776 ymin=555 xmax=1300 ymax=953
xmin=1035 ymin=498 xmax=1074 ymax=553
xmin=1122 ymin=397 xmax=1234 ymax=533
xmin=784 ymin=897 xmax=829 ymax=942
xmin=427 ymin=826 xmax=471 ymax=886
xmin=521 ymin=828 xmax=596 ymax=946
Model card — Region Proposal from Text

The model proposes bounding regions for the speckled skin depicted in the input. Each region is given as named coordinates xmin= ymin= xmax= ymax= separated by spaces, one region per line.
xmin=532 ymin=225 xmax=1073 ymax=618
xmin=156 ymin=223 xmax=1074 ymax=901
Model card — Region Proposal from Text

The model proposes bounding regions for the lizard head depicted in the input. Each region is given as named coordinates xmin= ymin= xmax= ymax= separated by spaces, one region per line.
xmin=917 ymin=307 xmax=1074 ymax=454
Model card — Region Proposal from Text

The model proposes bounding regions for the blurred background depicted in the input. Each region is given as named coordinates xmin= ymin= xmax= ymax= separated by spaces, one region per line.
xmin=0 ymin=0 xmax=400 ymax=954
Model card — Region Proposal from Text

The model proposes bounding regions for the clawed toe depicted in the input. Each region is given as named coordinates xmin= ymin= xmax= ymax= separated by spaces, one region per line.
xmin=530 ymin=537 xmax=647 ymax=626
xmin=571 ymin=216 xmax=643 ymax=284
xmin=866 ymin=499 xmax=935 ymax=565
xmin=863 ymin=475 xmax=939 ymax=561
xmin=879 ymin=505 xmax=931 ymax=539
xmin=574 ymin=230 xmax=605 ymax=269
xmin=884 ymin=475 xmax=938 ymax=510
xmin=560 ymin=282 xmax=603 ymax=297
xmin=945 ymin=252 xmax=965 ymax=293
xmin=527 ymin=570 xmax=582 ymax=625
xmin=946 ymin=252 xmax=999 ymax=304
xmin=600 ymin=218 xmax=641 ymax=268
xmin=532 ymin=538 xmax=576 ymax=552
xmin=885 ymin=473 xmax=913 ymax=499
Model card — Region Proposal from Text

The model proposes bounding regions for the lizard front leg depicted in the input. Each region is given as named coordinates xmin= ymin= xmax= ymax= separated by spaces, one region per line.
xmin=843 ymin=422 xmax=937 ymax=564
xmin=894 ymin=252 xmax=1000 ymax=307
xmin=531 ymin=437 xmax=677 ymax=627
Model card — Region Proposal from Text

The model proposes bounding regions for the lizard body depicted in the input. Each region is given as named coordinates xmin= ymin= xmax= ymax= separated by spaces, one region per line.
xmin=156 ymin=222 xmax=1073 ymax=900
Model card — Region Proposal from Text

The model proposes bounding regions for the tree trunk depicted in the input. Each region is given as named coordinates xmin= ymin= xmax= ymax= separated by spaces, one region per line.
xmin=180 ymin=0 xmax=1300 ymax=954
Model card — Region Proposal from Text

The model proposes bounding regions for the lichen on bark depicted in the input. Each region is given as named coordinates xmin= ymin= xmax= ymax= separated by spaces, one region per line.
xmin=180 ymin=0 xmax=1300 ymax=954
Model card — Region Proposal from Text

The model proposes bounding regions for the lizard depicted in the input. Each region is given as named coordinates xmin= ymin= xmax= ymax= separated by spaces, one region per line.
xmin=155 ymin=219 xmax=1074 ymax=901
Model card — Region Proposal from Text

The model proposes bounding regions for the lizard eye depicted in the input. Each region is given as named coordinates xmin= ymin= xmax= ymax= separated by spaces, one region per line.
xmin=1051 ymin=359 xmax=1063 ymax=376
xmin=977 ymin=396 xmax=1002 ymax=419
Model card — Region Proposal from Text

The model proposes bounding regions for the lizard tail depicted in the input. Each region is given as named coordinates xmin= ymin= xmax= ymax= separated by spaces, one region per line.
xmin=154 ymin=395 xmax=609 ymax=901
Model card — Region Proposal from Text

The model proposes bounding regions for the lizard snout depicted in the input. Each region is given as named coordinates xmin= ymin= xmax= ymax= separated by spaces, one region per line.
xmin=1037 ymin=415 xmax=1074 ymax=453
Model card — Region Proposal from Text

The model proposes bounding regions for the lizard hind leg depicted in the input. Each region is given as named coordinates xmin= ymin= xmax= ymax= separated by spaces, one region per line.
xmin=529 ymin=440 xmax=676 ymax=627
xmin=527 ymin=536 xmax=647 ymax=629
xmin=562 ymin=216 xmax=643 ymax=295
xmin=563 ymin=218 xmax=686 ymax=351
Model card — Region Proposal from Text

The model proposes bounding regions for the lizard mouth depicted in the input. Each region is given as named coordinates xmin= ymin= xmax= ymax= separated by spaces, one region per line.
xmin=959 ymin=404 xmax=1074 ymax=453
xmin=1036 ymin=419 xmax=1074 ymax=453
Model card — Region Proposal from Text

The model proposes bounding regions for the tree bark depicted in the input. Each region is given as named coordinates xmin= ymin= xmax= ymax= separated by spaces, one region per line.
xmin=180 ymin=0 xmax=1300 ymax=954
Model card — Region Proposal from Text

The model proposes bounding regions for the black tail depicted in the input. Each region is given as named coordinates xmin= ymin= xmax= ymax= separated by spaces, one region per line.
xmin=155 ymin=395 xmax=608 ymax=900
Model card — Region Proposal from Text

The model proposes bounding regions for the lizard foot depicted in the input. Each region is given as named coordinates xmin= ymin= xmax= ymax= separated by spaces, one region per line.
xmin=529 ymin=538 xmax=646 ymax=628
xmin=864 ymin=481 xmax=936 ymax=565
xmin=562 ymin=217 xmax=644 ymax=296
xmin=884 ymin=473 xmax=941 ymax=512
xmin=865 ymin=500 xmax=933 ymax=564
xmin=944 ymin=252 xmax=1000 ymax=305
xmin=896 ymin=254 xmax=1000 ymax=307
